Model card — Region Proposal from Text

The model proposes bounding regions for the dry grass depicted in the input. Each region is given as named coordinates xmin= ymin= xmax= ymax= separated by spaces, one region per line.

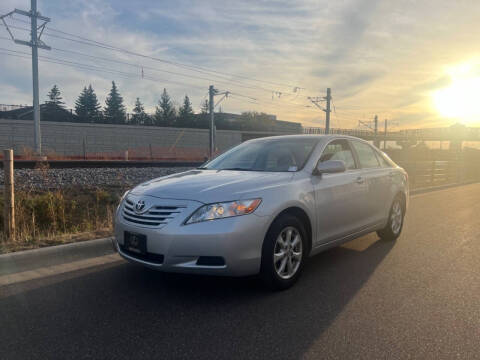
xmin=0 ymin=229 xmax=112 ymax=254
xmin=0 ymin=187 xmax=123 ymax=254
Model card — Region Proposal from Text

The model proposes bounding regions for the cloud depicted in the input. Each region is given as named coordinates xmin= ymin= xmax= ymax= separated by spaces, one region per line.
xmin=0 ymin=0 xmax=479 ymax=128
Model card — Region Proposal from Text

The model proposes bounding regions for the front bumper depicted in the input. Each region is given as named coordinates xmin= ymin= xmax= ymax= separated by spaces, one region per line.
xmin=114 ymin=202 xmax=271 ymax=277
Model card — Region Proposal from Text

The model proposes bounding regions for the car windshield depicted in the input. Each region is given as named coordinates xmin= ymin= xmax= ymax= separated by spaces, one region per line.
xmin=202 ymin=138 xmax=319 ymax=172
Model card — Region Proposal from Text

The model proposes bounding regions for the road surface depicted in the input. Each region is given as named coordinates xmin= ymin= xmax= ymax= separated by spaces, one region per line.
xmin=1 ymin=184 xmax=479 ymax=359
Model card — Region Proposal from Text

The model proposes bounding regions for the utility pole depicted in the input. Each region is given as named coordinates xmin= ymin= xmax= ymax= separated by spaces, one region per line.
xmin=208 ymin=85 xmax=230 ymax=159
xmin=373 ymin=115 xmax=379 ymax=147
xmin=384 ymin=119 xmax=388 ymax=149
xmin=31 ymin=0 xmax=41 ymax=155
xmin=3 ymin=149 xmax=15 ymax=241
xmin=1 ymin=0 xmax=51 ymax=155
xmin=209 ymin=85 xmax=215 ymax=159
xmin=358 ymin=115 xmax=380 ymax=146
xmin=325 ymin=88 xmax=331 ymax=134
xmin=308 ymin=87 xmax=331 ymax=134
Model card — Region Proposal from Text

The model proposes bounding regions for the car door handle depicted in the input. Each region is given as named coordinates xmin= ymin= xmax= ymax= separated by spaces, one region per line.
xmin=355 ymin=176 xmax=365 ymax=184
xmin=389 ymin=172 xmax=395 ymax=178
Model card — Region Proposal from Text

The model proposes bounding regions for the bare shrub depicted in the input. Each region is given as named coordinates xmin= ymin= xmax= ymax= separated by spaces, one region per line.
xmin=0 ymin=188 xmax=121 ymax=252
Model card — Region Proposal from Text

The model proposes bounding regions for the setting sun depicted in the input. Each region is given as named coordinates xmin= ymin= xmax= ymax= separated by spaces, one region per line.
xmin=433 ymin=62 xmax=480 ymax=124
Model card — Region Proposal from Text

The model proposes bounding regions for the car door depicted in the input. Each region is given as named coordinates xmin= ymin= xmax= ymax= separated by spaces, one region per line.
xmin=350 ymin=140 xmax=390 ymax=227
xmin=312 ymin=139 xmax=368 ymax=245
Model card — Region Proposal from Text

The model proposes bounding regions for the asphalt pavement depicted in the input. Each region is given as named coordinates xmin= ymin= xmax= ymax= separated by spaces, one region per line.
xmin=1 ymin=184 xmax=479 ymax=359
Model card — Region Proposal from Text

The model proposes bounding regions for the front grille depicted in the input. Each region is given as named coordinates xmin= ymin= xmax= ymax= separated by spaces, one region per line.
xmin=123 ymin=198 xmax=185 ymax=227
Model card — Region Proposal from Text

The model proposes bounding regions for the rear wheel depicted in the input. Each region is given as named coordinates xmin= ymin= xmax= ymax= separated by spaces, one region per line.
xmin=260 ymin=214 xmax=307 ymax=290
xmin=377 ymin=196 xmax=404 ymax=241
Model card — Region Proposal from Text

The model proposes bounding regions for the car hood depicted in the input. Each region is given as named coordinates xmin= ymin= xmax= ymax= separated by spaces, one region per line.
xmin=130 ymin=169 xmax=294 ymax=203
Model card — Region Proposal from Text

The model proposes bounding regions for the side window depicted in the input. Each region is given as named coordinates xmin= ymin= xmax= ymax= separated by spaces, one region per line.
xmin=319 ymin=139 xmax=356 ymax=170
xmin=375 ymin=150 xmax=392 ymax=168
xmin=351 ymin=141 xmax=380 ymax=169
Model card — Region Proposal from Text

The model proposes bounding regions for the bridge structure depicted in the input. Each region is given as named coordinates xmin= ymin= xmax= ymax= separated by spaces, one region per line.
xmin=303 ymin=126 xmax=480 ymax=143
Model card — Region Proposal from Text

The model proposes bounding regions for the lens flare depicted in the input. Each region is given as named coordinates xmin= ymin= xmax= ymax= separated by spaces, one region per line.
xmin=432 ymin=61 xmax=480 ymax=124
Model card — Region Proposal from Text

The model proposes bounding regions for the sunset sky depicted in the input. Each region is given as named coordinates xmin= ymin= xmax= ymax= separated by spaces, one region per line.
xmin=1 ymin=0 xmax=479 ymax=129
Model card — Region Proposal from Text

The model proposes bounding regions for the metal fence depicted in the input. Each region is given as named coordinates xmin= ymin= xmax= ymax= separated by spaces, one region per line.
xmin=400 ymin=160 xmax=480 ymax=190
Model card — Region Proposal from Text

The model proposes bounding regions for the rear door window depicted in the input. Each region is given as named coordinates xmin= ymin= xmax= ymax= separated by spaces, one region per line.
xmin=351 ymin=141 xmax=380 ymax=169
xmin=375 ymin=150 xmax=393 ymax=168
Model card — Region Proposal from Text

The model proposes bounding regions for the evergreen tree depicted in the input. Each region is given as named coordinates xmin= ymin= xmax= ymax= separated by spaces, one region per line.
xmin=154 ymin=88 xmax=176 ymax=126
xmin=130 ymin=97 xmax=149 ymax=125
xmin=46 ymin=85 xmax=65 ymax=107
xmin=104 ymin=81 xmax=126 ymax=124
xmin=75 ymin=85 xmax=102 ymax=123
xmin=44 ymin=85 xmax=66 ymax=122
xmin=177 ymin=95 xmax=194 ymax=127
xmin=75 ymin=87 xmax=89 ymax=122
xmin=200 ymin=99 xmax=209 ymax=114
xmin=196 ymin=99 xmax=210 ymax=128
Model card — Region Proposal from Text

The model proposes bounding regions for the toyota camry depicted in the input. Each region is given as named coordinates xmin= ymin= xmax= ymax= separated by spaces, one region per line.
xmin=113 ymin=135 xmax=408 ymax=289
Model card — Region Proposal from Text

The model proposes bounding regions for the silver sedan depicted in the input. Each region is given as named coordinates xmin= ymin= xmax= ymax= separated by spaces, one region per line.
xmin=113 ymin=135 xmax=408 ymax=289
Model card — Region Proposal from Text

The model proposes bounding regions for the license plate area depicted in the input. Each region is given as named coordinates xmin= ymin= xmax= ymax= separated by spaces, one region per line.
xmin=124 ymin=231 xmax=147 ymax=255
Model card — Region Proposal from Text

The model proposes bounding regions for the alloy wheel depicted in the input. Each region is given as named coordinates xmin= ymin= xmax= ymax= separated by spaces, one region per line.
xmin=273 ymin=226 xmax=303 ymax=279
xmin=391 ymin=200 xmax=403 ymax=235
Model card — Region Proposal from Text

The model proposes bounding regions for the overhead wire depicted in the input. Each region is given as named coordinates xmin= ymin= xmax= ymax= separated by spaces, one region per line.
xmin=0 ymin=20 xmax=349 ymax=116
xmin=0 ymin=47 xmax=206 ymax=90
xmin=0 ymin=45 xmax=318 ymax=116
xmin=0 ymin=47 xmax=315 ymax=114
xmin=3 ymin=19 xmax=310 ymax=94
xmin=1 ymin=21 xmax=320 ymax=107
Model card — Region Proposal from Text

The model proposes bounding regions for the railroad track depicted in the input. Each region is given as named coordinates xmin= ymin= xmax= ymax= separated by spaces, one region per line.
xmin=0 ymin=160 xmax=203 ymax=169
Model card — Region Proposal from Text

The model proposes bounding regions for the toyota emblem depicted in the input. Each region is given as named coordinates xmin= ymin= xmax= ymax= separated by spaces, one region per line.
xmin=135 ymin=200 xmax=146 ymax=213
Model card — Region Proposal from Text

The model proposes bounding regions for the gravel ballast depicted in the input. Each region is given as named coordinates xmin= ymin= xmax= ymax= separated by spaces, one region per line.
xmin=0 ymin=167 xmax=191 ymax=191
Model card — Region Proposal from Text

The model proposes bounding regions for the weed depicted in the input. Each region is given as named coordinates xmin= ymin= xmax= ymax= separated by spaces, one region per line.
xmin=0 ymin=187 xmax=122 ymax=253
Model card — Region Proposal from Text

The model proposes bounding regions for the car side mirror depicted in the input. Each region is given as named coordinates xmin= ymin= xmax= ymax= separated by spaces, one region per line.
xmin=313 ymin=160 xmax=346 ymax=176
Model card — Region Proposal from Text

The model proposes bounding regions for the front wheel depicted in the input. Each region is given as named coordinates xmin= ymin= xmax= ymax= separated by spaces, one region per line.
xmin=260 ymin=214 xmax=307 ymax=290
xmin=377 ymin=196 xmax=405 ymax=241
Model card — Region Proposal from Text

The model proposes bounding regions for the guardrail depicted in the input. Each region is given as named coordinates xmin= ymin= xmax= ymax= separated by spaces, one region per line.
xmin=400 ymin=161 xmax=480 ymax=190
xmin=303 ymin=127 xmax=480 ymax=141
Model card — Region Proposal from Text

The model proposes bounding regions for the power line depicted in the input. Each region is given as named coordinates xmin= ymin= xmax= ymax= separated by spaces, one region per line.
xmin=1 ymin=20 xmax=336 ymax=117
xmin=4 ymin=19 xmax=308 ymax=92
xmin=0 ymin=49 xmax=135 ymax=81
xmin=0 ymin=47 xmax=207 ymax=90
xmin=46 ymin=46 xmax=287 ymax=94
xmin=0 ymin=48 xmax=321 ymax=120
xmin=1 ymin=36 xmax=258 ymax=91
xmin=1 ymin=22 xmax=317 ymax=101
xmin=0 ymin=47 xmax=321 ymax=120
xmin=1 ymin=21 xmax=336 ymax=115
xmin=228 ymin=93 xmax=318 ymax=112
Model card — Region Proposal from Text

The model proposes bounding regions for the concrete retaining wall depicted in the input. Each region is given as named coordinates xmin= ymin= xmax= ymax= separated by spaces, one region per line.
xmin=0 ymin=119 xmax=245 ymax=157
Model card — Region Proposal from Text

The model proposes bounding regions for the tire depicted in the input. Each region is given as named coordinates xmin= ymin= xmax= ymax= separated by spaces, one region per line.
xmin=377 ymin=196 xmax=405 ymax=241
xmin=260 ymin=214 xmax=308 ymax=290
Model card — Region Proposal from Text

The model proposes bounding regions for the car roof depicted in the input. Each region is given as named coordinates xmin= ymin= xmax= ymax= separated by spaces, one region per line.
xmin=248 ymin=134 xmax=366 ymax=142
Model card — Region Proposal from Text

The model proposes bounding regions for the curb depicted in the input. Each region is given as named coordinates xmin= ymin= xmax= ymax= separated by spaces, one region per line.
xmin=0 ymin=237 xmax=115 ymax=276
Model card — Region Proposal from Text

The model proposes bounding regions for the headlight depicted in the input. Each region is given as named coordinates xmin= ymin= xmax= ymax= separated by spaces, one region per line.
xmin=185 ymin=198 xmax=262 ymax=224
